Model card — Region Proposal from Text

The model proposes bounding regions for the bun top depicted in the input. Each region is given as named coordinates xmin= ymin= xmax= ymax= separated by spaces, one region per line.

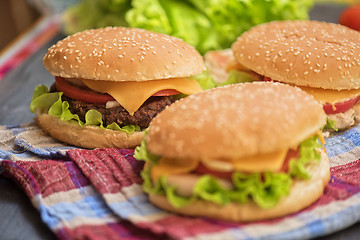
xmin=43 ymin=27 xmax=205 ymax=82
xmin=232 ymin=20 xmax=360 ymax=90
xmin=146 ymin=82 xmax=326 ymax=160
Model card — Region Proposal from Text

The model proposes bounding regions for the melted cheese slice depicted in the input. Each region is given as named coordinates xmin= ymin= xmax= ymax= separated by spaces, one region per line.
xmin=297 ymin=86 xmax=360 ymax=106
xmin=151 ymin=149 xmax=289 ymax=182
xmin=226 ymin=62 xmax=360 ymax=105
xmin=82 ymin=78 xmax=202 ymax=115
xmin=151 ymin=158 xmax=199 ymax=182
xmin=201 ymin=149 xmax=288 ymax=173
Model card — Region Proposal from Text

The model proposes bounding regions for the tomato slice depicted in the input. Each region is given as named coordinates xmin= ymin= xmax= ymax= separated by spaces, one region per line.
xmin=55 ymin=77 xmax=115 ymax=103
xmin=323 ymin=96 xmax=360 ymax=114
xmin=152 ymin=89 xmax=182 ymax=96
xmin=263 ymin=76 xmax=273 ymax=82
xmin=339 ymin=5 xmax=360 ymax=31
xmin=55 ymin=77 xmax=182 ymax=104
xmin=279 ymin=147 xmax=299 ymax=172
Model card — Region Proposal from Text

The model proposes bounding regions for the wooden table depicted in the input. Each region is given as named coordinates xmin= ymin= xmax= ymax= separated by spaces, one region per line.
xmin=0 ymin=3 xmax=358 ymax=240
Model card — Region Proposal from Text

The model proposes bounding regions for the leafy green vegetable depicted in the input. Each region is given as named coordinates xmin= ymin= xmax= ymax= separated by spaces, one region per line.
xmin=323 ymin=118 xmax=338 ymax=131
xmin=62 ymin=0 xmax=314 ymax=54
xmin=160 ymin=176 xmax=193 ymax=207
xmin=134 ymin=136 xmax=160 ymax=164
xmin=193 ymin=175 xmax=231 ymax=205
xmin=62 ymin=0 xmax=131 ymax=35
xmin=193 ymin=70 xmax=217 ymax=90
xmin=217 ymin=70 xmax=255 ymax=87
xmin=289 ymin=136 xmax=322 ymax=179
xmin=231 ymin=172 xmax=291 ymax=208
xmin=126 ymin=0 xmax=172 ymax=32
xmin=136 ymin=135 xmax=323 ymax=209
xmin=30 ymin=85 xmax=140 ymax=133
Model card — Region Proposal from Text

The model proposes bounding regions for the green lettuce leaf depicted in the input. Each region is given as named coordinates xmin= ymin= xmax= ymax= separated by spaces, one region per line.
xmin=139 ymin=135 xmax=322 ymax=209
xmin=217 ymin=70 xmax=255 ymax=87
xmin=160 ymin=176 xmax=193 ymax=208
xmin=30 ymin=85 xmax=140 ymax=134
xmin=193 ymin=175 xmax=230 ymax=205
xmin=193 ymin=70 xmax=217 ymax=90
xmin=230 ymin=172 xmax=291 ymax=208
xmin=323 ymin=118 xmax=338 ymax=131
xmin=141 ymin=165 xmax=163 ymax=194
xmin=62 ymin=0 xmax=313 ymax=54
xmin=62 ymin=0 xmax=131 ymax=35
xmin=134 ymin=137 xmax=160 ymax=164
xmin=289 ymin=136 xmax=322 ymax=179
xmin=125 ymin=0 xmax=172 ymax=34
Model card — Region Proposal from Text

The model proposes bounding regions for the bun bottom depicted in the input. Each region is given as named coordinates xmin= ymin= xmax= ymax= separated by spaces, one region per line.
xmin=148 ymin=150 xmax=330 ymax=222
xmin=36 ymin=113 xmax=144 ymax=149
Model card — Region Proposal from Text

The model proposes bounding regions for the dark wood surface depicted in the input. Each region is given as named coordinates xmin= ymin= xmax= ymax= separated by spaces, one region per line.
xmin=0 ymin=3 xmax=359 ymax=240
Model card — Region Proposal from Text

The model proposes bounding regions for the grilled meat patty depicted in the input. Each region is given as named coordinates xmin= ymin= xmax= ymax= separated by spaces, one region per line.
xmin=61 ymin=95 xmax=176 ymax=129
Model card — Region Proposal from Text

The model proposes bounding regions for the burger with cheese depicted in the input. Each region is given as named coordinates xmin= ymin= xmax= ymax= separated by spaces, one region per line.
xmin=30 ymin=27 xmax=204 ymax=149
xmin=135 ymin=82 xmax=330 ymax=222
xmin=230 ymin=20 xmax=360 ymax=131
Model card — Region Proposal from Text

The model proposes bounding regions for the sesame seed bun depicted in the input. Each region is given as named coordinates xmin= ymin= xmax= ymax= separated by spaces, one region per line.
xmin=146 ymin=82 xmax=326 ymax=160
xmin=43 ymin=27 xmax=205 ymax=81
xmin=149 ymin=149 xmax=330 ymax=222
xmin=232 ymin=20 xmax=360 ymax=90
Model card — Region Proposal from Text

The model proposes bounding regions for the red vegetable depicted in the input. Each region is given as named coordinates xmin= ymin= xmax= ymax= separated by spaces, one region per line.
xmin=55 ymin=77 xmax=181 ymax=104
xmin=151 ymin=89 xmax=181 ymax=96
xmin=323 ymin=95 xmax=360 ymax=114
xmin=55 ymin=77 xmax=114 ymax=103
xmin=339 ymin=5 xmax=360 ymax=31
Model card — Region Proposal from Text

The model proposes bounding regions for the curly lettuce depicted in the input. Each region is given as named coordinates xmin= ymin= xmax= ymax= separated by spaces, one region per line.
xmin=217 ymin=70 xmax=255 ymax=87
xmin=62 ymin=0 xmax=314 ymax=54
xmin=30 ymin=85 xmax=140 ymax=133
xmin=135 ymin=136 xmax=323 ymax=208
xmin=323 ymin=118 xmax=338 ymax=131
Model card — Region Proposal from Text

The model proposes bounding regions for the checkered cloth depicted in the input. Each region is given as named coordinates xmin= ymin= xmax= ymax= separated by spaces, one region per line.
xmin=1 ymin=122 xmax=360 ymax=240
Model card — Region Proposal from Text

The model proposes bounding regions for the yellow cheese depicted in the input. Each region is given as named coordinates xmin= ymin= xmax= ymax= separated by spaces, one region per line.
xmin=228 ymin=62 xmax=360 ymax=105
xmin=231 ymin=150 xmax=288 ymax=172
xmin=151 ymin=158 xmax=199 ymax=182
xmin=201 ymin=150 xmax=288 ymax=173
xmin=151 ymin=149 xmax=289 ymax=182
xmin=298 ymin=86 xmax=360 ymax=106
xmin=316 ymin=130 xmax=326 ymax=146
xmin=82 ymin=78 xmax=202 ymax=115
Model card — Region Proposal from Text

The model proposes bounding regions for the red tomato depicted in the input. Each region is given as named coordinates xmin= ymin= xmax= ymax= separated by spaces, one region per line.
xmin=279 ymin=147 xmax=299 ymax=172
xmin=55 ymin=77 xmax=114 ymax=104
xmin=194 ymin=162 xmax=233 ymax=181
xmin=323 ymin=95 xmax=360 ymax=114
xmin=55 ymin=77 xmax=182 ymax=104
xmin=151 ymin=89 xmax=181 ymax=96
xmin=339 ymin=5 xmax=360 ymax=31
xmin=263 ymin=76 xmax=273 ymax=82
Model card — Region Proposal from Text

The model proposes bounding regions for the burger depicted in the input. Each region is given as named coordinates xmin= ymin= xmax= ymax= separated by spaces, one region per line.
xmin=135 ymin=82 xmax=330 ymax=222
xmin=230 ymin=20 xmax=360 ymax=131
xmin=30 ymin=27 xmax=205 ymax=149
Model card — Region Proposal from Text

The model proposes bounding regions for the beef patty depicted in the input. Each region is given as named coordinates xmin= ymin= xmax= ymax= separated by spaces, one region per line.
xmin=61 ymin=95 xmax=176 ymax=129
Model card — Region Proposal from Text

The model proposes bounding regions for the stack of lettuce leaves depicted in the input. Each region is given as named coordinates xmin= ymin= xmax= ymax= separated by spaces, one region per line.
xmin=62 ymin=0 xmax=314 ymax=54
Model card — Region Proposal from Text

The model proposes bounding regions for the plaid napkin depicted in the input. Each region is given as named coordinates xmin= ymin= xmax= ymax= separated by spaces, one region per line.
xmin=1 ymin=122 xmax=360 ymax=240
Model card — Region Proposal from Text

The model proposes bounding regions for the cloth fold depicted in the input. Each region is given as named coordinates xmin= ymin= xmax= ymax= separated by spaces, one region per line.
xmin=1 ymin=123 xmax=360 ymax=240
